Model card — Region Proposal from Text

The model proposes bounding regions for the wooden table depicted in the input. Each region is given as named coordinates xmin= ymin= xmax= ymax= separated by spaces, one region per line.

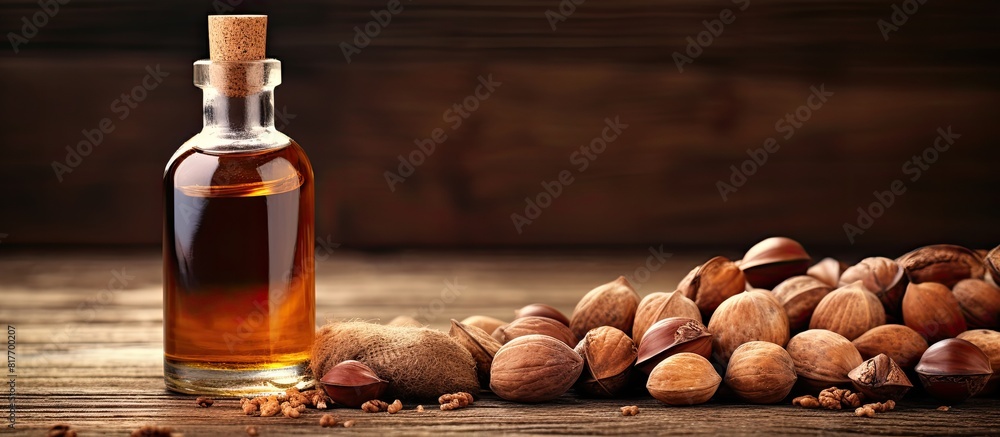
xmin=4 ymin=250 xmax=999 ymax=435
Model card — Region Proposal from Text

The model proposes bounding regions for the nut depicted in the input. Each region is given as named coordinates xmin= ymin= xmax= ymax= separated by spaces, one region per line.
xmin=809 ymin=281 xmax=886 ymax=341
xmin=492 ymin=316 xmax=578 ymax=347
xmin=318 ymin=360 xmax=389 ymax=408
xmin=632 ymin=291 xmax=701 ymax=345
xmin=897 ymin=244 xmax=985 ymax=287
xmin=902 ymin=282 xmax=967 ymax=343
xmin=771 ymin=275 xmax=832 ymax=332
xmin=514 ymin=303 xmax=570 ymax=326
xmin=952 ymin=279 xmax=1000 ymax=329
xmin=848 ymin=353 xmax=912 ymax=401
xmin=956 ymin=329 xmax=1000 ymax=395
xmin=460 ymin=315 xmax=506 ymax=335
xmin=807 ymin=257 xmax=848 ymax=288
xmin=724 ymin=341 xmax=797 ymax=404
xmin=852 ymin=324 xmax=928 ymax=369
xmin=706 ymin=290 xmax=789 ymax=367
xmin=739 ymin=237 xmax=811 ymax=290
xmin=489 ymin=334 xmax=583 ymax=403
xmin=646 ymin=352 xmax=721 ymax=406
xmin=449 ymin=319 xmax=502 ymax=387
xmin=386 ymin=315 xmax=423 ymax=328
xmin=786 ymin=329 xmax=863 ymax=391
xmin=574 ymin=326 xmax=637 ymax=397
xmin=839 ymin=257 xmax=907 ymax=318
xmin=677 ymin=256 xmax=746 ymax=319
xmin=635 ymin=317 xmax=712 ymax=374
xmin=569 ymin=276 xmax=641 ymax=339
xmin=915 ymin=338 xmax=993 ymax=403
xmin=986 ymin=245 xmax=1000 ymax=286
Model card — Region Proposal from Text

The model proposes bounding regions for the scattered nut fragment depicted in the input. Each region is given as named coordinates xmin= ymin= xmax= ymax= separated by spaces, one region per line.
xmin=818 ymin=387 xmax=864 ymax=410
xmin=245 ymin=425 xmax=259 ymax=436
xmin=416 ymin=405 xmax=425 ymax=412
xmin=792 ymin=395 xmax=820 ymax=409
xmin=937 ymin=406 xmax=951 ymax=412
xmin=361 ymin=399 xmax=389 ymax=413
xmin=241 ymin=399 xmax=259 ymax=416
xmin=319 ymin=414 xmax=337 ymax=427
xmin=260 ymin=399 xmax=281 ymax=417
xmin=343 ymin=420 xmax=356 ymax=428
xmin=196 ymin=396 xmax=214 ymax=408
xmin=130 ymin=425 xmax=174 ymax=437
xmin=855 ymin=400 xmax=896 ymax=417
xmin=48 ymin=424 xmax=77 ymax=437
xmin=387 ymin=399 xmax=403 ymax=414
xmin=620 ymin=405 xmax=640 ymax=416
xmin=281 ymin=403 xmax=301 ymax=418
xmin=439 ymin=392 xmax=475 ymax=410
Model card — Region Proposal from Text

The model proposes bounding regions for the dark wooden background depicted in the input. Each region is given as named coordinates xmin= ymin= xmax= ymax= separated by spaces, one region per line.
xmin=1 ymin=0 xmax=999 ymax=251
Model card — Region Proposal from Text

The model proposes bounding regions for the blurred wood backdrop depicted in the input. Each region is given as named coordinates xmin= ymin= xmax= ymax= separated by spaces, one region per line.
xmin=1 ymin=0 xmax=998 ymax=252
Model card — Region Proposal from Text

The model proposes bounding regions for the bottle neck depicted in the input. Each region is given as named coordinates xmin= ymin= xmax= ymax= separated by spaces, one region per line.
xmin=202 ymin=87 xmax=276 ymax=132
xmin=190 ymin=59 xmax=289 ymax=152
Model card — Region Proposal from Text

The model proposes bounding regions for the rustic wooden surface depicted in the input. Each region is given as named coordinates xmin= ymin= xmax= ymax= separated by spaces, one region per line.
xmin=3 ymin=250 xmax=1000 ymax=436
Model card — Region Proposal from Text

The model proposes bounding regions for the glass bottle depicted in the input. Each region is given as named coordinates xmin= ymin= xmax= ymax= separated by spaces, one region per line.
xmin=162 ymin=54 xmax=315 ymax=394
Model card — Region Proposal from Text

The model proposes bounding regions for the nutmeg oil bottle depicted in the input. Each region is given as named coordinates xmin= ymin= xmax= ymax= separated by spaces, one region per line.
xmin=163 ymin=15 xmax=315 ymax=395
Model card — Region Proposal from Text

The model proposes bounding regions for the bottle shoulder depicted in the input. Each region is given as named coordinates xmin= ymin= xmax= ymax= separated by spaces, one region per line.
xmin=165 ymin=140 xmax=312 ymax=198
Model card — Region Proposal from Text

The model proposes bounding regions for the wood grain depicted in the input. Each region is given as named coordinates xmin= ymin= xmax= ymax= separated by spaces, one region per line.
xmin=3 ymin=251 xmax=999 ymax=435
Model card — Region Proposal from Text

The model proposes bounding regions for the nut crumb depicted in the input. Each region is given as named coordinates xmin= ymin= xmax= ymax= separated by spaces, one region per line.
xmin=937 ymin=406 xmax=951 ymax=412
xmin=319 ymin=414 xmax=337 ymax=427
xmin=343 ymin=420 xmax=356 ymax=428
xmin=387 ymin=399 xmax=403 ymax=414
xmin=439 ymin=392 xmax=474 ymax=410
xmin=855 ymin=400 xmax=896 ymax=418
xmin=130 ymin=425 xmax=174 ymax=437
xmin=416 ymin=405 xmax=424 ymax=412
xmin=792 ymin=395 xmax=820 ymax=409
xmin=48 ymin=424 xmax=77 ymax=437
xmin=620 ymin=405 xmax=640 ymax=416
xmin=245 ymin=425 xmax=259 ymax=436
xmin=818 ymin=387 xmax=863 ymax=410
xmin=260 ymin=400 xmax=281 ymax=417
xmin=195 ymin=396 xmax=214 ymax=408
xmin=361 ymin=399 xmax=389 ymax=413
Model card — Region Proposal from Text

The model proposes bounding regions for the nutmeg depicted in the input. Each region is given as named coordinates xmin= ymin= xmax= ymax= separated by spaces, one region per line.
xmin=635 ymin=317 xmax=712 ymax=374
xmin=952 ymin=279 xmax=1000 ymax=329
xmin=489 ymin=334 xmax=584 ymax=403
xmin=807 ymin=257 xmax=848 ymax=288
xmin=514 ymin=303 xmax=570 ymax=327
xmin=771 ymin=276 xmax=832 ymax=332
xmin=449 ymin=319 xmax=502 ymax=387
xmin=569 ymin=276 xmax=641 ymax=339
xmin=574 ymin=326 xmax=637 ymax=397
xmin=956 ymin=329 xmax=1000 ymax=395
xmin=897 ymin=244 xmax=985 ymax=287
xmin=839 ymin=257 xmax=907 ymax=318
xmin=739 ymin=237 xmax=811 ymax=290
xmin=848 ymin=353 xmax=912 ymax=401
xmin=646 ymin=352 xmax=721 ymax=406
xmin=460 ymin=315 xmax=506 ymax=335
xmin=706 ymin=290 xmax=790 ymax=367
xmin=632 ymin=291 xmax=701 ymax=345
xmin=786 ymin=329 xmax=863 ymax=391
xmin=809 ymin=281 xmax=886 ymax=341
xmin=852 ymin=324 xmax=928 ymax=369
xmin=901 ymin=282 xmax=967 ymax=343
xmin=677 ymin=256 xmax=747 ymax=320
xmin=492 ymin=316 xmax=578 ymax=347
xmin=724 ymin=341 xmax=797 ymax=404
xmin=318 ymin=360 xmax=390 ymax=407
xmin=915 ymin=338 xmax=993 ymax=403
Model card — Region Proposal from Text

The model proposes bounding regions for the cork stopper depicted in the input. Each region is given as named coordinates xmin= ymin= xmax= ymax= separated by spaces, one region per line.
xmin=206 ymin=15 xmax=269 ymax=97
xmin=208 ymin=15 xmax=267 ymax=61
